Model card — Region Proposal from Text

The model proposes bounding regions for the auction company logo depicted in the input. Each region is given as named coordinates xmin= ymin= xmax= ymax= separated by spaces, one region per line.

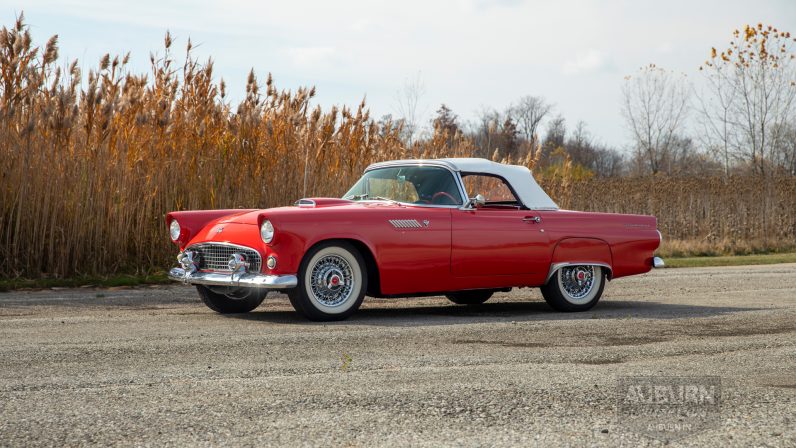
xmin=616 ymin=376 xmax=721 ymax=441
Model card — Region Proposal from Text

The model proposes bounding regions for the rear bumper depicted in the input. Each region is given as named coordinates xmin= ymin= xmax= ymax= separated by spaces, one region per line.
xmin=652 ymin=257 xmax=665 ymax=268
xmin=168 ymin=267 xmax=297 ymax=289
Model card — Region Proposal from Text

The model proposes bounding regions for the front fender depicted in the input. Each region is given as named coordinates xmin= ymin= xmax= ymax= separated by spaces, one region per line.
xmin=265 ymin=226 xmax=379 ymax=277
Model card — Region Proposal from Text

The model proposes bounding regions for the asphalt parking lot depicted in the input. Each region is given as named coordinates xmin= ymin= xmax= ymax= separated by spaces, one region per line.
xmin=1 ymin=264 xmax=794 ymax=446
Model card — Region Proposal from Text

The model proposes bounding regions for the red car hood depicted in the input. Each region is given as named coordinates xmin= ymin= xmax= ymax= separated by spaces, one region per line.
xmin=216 ymin=198 xmax=403 ymax=225
xmin=217 ymin=210 xmax=262 ymax=225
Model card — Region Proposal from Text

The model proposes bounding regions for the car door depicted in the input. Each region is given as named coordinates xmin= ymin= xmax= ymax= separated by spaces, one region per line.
xmin=374 ymin=206 xmax=454 ymax=295
xmin=451 ymin=174 xmax=551 ymax=277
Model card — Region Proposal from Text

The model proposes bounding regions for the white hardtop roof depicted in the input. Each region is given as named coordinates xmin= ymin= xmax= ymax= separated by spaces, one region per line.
xmin=366 ymin=158 xmax=559 ymax=210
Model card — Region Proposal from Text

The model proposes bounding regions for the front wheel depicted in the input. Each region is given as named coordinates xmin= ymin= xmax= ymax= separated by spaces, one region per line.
xmin=287 ymin=242 xmax=367 ymax=321
xmin=196 ymin=285 xmax=267 ymax=314
xmin=540 ymin=265 xmax=605 ymax=312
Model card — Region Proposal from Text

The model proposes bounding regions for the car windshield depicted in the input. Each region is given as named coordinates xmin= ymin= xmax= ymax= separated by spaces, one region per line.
xmin=343 ymin=166 xmax=463 ymax=206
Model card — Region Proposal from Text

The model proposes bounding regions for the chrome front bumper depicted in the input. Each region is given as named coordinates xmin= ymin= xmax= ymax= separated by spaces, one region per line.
xmin=168 ymin=267 xmax=297 ymax=289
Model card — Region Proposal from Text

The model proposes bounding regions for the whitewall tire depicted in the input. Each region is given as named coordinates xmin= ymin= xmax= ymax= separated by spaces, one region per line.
xmin=540 ymin=265 xmax=605 ymax=312
xmin=288 ymin=242 xmax=367 ymax=321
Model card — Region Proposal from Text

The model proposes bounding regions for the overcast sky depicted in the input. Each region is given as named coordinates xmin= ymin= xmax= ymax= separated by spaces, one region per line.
xmin=5 ymin=0 xmax=796 ymax=149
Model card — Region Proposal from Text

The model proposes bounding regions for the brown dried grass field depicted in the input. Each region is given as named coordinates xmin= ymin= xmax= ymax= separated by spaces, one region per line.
xmin=1 ymin=17 xmax=795 ymax=279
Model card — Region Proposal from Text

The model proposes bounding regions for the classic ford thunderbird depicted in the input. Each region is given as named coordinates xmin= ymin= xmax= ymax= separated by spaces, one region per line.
xmin=167 ymin=158 xmax=663 ymax=321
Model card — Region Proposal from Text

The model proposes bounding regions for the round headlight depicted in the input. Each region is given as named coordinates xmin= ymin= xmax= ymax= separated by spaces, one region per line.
xmin=169 ymin=220 xmax=181 ymax=241
xmin=260 ymin=220 xmax=275 ymax=243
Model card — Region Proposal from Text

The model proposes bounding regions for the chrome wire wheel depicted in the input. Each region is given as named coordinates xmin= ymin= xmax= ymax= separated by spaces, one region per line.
xmin=309 ymin=254 xmax=355 ymax=307
xmin=292 ymin=242 xmax=366 ymax=321
xmin=557 ymin=265 xmax=600 ymax=305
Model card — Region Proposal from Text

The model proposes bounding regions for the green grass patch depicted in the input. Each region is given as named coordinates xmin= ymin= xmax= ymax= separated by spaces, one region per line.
xmin=0 ymin=272 xmax=170 ymax=292
xmin=664 ymin=252 xmax=796 ymax=268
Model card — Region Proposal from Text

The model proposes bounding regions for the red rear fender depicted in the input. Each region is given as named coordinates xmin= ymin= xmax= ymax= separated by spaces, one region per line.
xmin=549 ymin=238 xmax=613 ymax=281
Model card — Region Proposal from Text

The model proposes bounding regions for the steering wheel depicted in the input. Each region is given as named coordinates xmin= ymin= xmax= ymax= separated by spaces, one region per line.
xmin=431 ymin=191 xmax=457 ymax=205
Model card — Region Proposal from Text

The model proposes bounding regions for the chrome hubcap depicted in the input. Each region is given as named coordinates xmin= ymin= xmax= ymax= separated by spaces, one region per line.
xmin=310 ymin=255 xmax=354 ymax=307
xmin=560 ymin=265 xmax=595 ymax=301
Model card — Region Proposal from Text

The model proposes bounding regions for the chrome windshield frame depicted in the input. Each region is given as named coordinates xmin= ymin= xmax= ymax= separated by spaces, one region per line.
xmin=355 ymin=162 xmax=469 ymax=209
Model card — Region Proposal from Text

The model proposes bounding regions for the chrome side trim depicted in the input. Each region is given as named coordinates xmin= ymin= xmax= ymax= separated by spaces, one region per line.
xmin=360 ymin=200 xmax=459 ymax=209
xmin=389 ymin=219 xmax=423 ymax=229
xmin=545 ymin=262 xmax=612 ymax=284
xmin=169 ymin=267 xmax=297 ymax=289
xmin=653 ymin=257 xmax=665 ymax=268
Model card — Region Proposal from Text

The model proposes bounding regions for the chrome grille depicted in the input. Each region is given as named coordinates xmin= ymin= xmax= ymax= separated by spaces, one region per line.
xmin=187 ymin=243 xmax=262 ymax=272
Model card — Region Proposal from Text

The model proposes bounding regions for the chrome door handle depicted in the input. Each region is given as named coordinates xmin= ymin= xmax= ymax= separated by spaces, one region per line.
xmin=522 ymin=216 xmax=541 ymax=223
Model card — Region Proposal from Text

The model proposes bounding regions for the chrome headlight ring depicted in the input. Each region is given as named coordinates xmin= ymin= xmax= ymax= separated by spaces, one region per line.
xmin=169 ymin=220 xmax=181 ymax=241
xmin=260 ymin=220 xmax=275 ymax=243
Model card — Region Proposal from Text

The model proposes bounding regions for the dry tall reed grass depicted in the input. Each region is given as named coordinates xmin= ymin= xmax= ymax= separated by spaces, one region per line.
xmin=549 ymin=176 xmax=796 ymax=257
xmin=1 ymin=16 xmax=794 ymax=278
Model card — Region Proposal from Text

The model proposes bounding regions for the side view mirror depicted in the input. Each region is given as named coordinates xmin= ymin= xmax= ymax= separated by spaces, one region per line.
xmin=467 ymin=194 xmax=486 ymax=209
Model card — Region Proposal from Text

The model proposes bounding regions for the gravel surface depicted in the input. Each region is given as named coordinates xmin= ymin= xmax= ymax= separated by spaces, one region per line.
xmin=1 ymin=264 xmax=794 ymax=447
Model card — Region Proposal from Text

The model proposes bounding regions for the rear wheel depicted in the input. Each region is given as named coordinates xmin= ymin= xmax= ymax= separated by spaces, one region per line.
xmin=287 ymin=242 xmax=367 ymax=321
xmin=540 ymin=265 xmax=605 ymax=312
xmin=446 ymin=290 xmax=493 ymax=305
xmin=196 ymin=285 xmax=267 ymax=314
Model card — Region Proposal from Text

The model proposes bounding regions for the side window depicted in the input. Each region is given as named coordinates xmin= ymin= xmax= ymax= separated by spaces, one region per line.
xmin=461 ymin=174 xmax=521 ymax=207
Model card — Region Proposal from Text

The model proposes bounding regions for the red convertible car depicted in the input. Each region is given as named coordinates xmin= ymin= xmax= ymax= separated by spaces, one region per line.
xmin=167 ymin=158 xmax=663 ymax=321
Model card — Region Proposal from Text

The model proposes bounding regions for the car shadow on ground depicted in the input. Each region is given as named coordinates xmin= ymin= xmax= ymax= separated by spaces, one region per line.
xmin=227 ymin=299 xmax=764 ymax=326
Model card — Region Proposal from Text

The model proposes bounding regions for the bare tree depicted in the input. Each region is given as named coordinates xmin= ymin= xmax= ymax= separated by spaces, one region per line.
xmin=561 ymin=121 xmax=626 ymax=177
xmin=542 ymin=115 xmax=566 ymax=152
xmin=509 ymin=95 xmax=553 ymax=145
xmin=431 ymin=104 xmax=459 ymax=149
xmin=471 ymin=107 xmax=499 ymax=158
xmin=779 ymin=123 xmax=796 ymax=175
xmin=566 ymin=121 xmax=595 ymax=168
xmin=698 ymin=24 xmax=796 ymax=175
xmin=393 ymin=72 xmax=426 ymax=146
xmin=469 ymin=107 xmax=522 ymax=159
xmin=621 ymin=64 xmax=690 ymax=174
xmin=695 ymin=67 xmax=737 ymax=176
xmin=591 ymin=147 xmax=625 ymax=177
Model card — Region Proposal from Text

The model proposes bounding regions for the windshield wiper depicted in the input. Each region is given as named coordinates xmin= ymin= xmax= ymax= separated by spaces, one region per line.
xmin=344 ymin=193 xmax=369 ymax=200
xmin=344 ymin=193 xmax=402 ymax=205
xmin=371 ymin=196 xmax=403 ymax=205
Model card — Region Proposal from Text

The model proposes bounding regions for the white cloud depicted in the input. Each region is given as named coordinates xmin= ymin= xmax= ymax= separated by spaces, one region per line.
xmin=286 ymin=46 xmax=337 ymax=68
xmin=458 ymin=0 xmax=526 ymax=12
xmin=562 ymin=50 xmax=608 ymax=75
xmin=657 ymin=42 xmax=675 ymax=53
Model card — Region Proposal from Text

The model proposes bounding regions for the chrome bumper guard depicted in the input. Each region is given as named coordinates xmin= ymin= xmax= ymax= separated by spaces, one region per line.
xmin=168 ymin=267 xmax=297 ymax=289
xmin=652 ymin=257 xmax=665 ymax=268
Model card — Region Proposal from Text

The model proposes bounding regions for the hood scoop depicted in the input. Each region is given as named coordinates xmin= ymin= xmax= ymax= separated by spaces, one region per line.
xmin=294 ymin=198 xmax=353 ymax=208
